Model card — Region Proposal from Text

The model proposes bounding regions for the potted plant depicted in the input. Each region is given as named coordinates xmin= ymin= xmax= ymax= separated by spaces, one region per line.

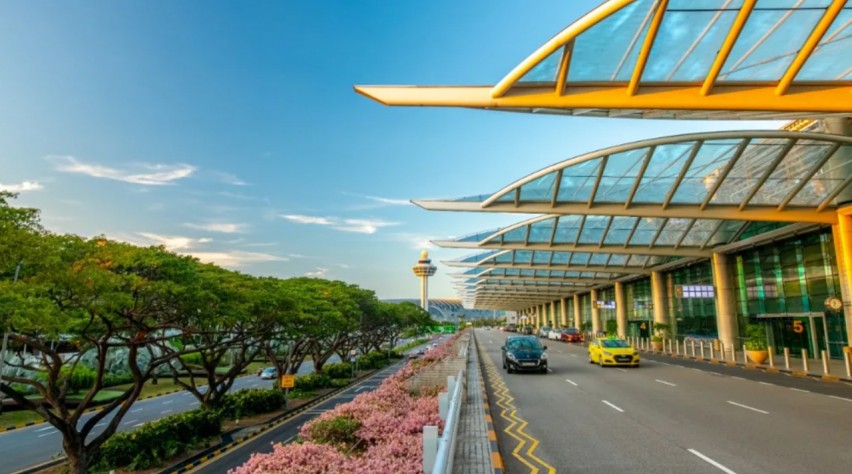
xmin=744 ymin=323 xmax=769 ymax=364
xmin=651 ymin=322 xmax=670 ymax=351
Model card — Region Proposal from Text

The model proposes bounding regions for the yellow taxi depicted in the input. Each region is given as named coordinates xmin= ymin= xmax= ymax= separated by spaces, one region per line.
xmin=588 ymin=337 xmax=639 ymax=367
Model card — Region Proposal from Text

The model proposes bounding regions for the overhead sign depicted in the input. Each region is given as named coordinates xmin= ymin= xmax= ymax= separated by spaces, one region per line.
xmin=280 ymin=374 xmax=295 ymax=389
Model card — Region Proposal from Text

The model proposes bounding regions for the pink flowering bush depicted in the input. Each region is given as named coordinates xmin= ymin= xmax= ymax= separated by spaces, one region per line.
xmin=230 ymin=333 xmax=462 ymax=474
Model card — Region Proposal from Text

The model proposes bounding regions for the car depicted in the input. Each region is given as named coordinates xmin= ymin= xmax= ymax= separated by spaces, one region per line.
xmin=506 ymin=324 xmax=518 ymax=332
xmin=538 ymin=326 xmax=551 ymax=338
xmin=501 ymin=335 xmax=548 ymax=374
xmin=522 ymin=325 xmax=534 ymax=335
xmin=547 ymin=329 xmax=562 ymax=340
xmin=259 ymin=367 xmax=278 ymax=379
xmin=560 ymin=328 xmax=583 ymax=343
xmin=588 ymin=337 xmax=639 ymax=367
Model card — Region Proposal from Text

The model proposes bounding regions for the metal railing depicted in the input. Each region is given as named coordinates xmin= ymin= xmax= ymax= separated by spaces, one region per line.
xmin=423 ymin=368 xmax=465 ymax=474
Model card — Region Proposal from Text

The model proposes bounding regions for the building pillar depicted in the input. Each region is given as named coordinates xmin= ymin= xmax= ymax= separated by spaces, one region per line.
xmin=712 ymin=252 xmax=740 ymax=350
xmin=651 ymin=271 xmax=667 ymax=326
xmin=540 ymin=304 xmax=545 ymax=328
xmin=550 ymin=300 xmax=557 ymax=328
xmin=833 ymin=210 xmax=852 ymax=347
xmin=615 ymin=282 xmax=627 ymax=339
xmin=573 ymin=295 xmax=581 ymax=329
xmin=591 ymin=289 xmax=601 ymax=334
xmin=560 ymin=298 xmax=568 ymax=327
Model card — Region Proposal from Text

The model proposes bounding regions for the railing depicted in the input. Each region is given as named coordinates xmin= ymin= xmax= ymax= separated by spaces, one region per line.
xmin=422 ymin=368 xmax=466 ymax=474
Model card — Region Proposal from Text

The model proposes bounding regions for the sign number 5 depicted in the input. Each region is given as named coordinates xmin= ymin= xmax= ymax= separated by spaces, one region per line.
xmin=792 ymin=320 xmax=805 ymax=334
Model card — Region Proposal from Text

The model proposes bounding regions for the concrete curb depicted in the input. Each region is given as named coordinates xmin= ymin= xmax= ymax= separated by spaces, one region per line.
xmin=473 ymin=336 xmax=504 ymax=474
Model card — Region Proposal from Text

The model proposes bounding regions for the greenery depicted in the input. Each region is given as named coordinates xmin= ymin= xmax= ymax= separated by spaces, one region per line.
xmin=651 ymin=322 xmax=671 ymax=343
xmin=605 ymin=320 xmax=618 ymax=337
xmin=744 ymin=323 xmax=768 ymax=350
xmin=295 ymin=373 xmax=332 ymax=391
xmin=394 ymin=338 xmax=430 ymax=354
xmin=219 ymin=388 xmax=286 ymax=419
xmin=307 ymin=415 xmax=362 ymax=451
xmin=321 ymin=362 xmax=353 ymax=379
xmin=288 ymin=389 xmax=318 ymax=399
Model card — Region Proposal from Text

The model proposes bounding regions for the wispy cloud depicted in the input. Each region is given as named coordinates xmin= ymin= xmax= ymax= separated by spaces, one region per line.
xmin=305 ymin=267 xmax=328 ymax=277
xmin=188 ymin=251 xmax=287 ymax=268
xmin=49 ymin=156 xmax=195 ymax=185
xmin=136 ymin=232 xmax=212 ymax=251
xmin=280 ymin=214 xmax=398 ymax=235
xmin=185 ymin=222 xmax=247 ymax=234
xmin=0 ymin=181 xmax=44 ymax=192
xmin=339 ymin=192 xmax=413 ymax=210
xmin=113 ymin=232 xmax=286 ymax=268
xmin=213 ymin=172 xmax=249 ymax=186
xmin=364 ymin=195 xmax=410 ymax=206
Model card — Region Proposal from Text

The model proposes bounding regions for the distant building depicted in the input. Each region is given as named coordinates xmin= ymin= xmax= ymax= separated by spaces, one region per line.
xmin=383 ymin=298 xmax=504 ymax=322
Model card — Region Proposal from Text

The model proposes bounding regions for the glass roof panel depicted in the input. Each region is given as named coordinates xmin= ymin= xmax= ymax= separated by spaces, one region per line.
xmin=453 ymin=194 xmax=489 ymax=203
xmin=502 ymin=225 xmax=528 ymax=243
xmin=460 ymin=250 xmax=500 ymax=263
xmin=570 ymin=253 xmax=591 ymax=265
xmin=495 ymin=252 xmax=513 ymax=264
xmin=670 ymin=139 xmax=742 ymax=204
xmin=629 ymin=218 xmax=666 ymax=245
xmin=678 ymin=219 xmax=719 ymax=247
xmin=719 ymin=6 xmax=826 ymax=81
xmin=519 ymin=172 xmax=558 ymax=202
xmin=608 ymin=254 xmax=629 ymax=266
xmin=655 ymin=218 xmax=694 ymax=246
xmin=504 ymin=269 xmax=520 ymax=277
xmin=528 ymin=219 xmax=555 ymax=243
xmin=514 ymin=251 xmax=533 ymax=264
xmin=551 ymin=271 xmax=565 ymax=278
xmin=644 ymin=6 xmax=739 ymax=81
xmin=520 ymin=269 xmax=535 ymax=277
xmin=604 ymin=216 xmax=639 ymax=245
xmin=710 ymin=220 xmax=748 ymax=246
xmin=556 ymin=159 xmax=603 ymax=202
xmin=595 ymin=148 xmax=650 ymax=202
xmin=551 ymin=252 xmax=570 ymax=265
xmin=797 ymin=9 xmax=852 ymax=81
xmin=710 ymin=139 xmax=791 ymax=205
xmin=552 ymin=215 xmax=584 ymax=243
xmin=633 ymin=142 xmax=696 ymax=202
xmin=533 ymin=251 xmax=552 ymax=264
xmin=568 ymin=0 xmax=655 ymax=82
xmin=518 ymin=48 xmax=563 ymax=83
xmin=535 ymin=270 xmax=550 ymax=277
xmin=578 ymin=215 xmax=613 ymax=244
xmin=749 ymin=140 xmax=840 ymax=205
xmin=496 ymin=191 xmax=515 ymax=203
xmin=628 ymin=255 xmax=650 ymax=266
xmin=458 ymin=228 xmax=500 ymax=243
xmin=737 ymin=221 xmax=790 ymax=241
xmin=790 ymin=145 xmax=852 ymax=206
xmin=589 ymin=253 xmax=610 ymax=265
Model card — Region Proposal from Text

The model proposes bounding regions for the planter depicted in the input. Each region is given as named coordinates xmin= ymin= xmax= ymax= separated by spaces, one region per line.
xmin=651 ymin=341 xmax=663 ymax=351
xmin=746 ymin=350 xmax=768 ymax=365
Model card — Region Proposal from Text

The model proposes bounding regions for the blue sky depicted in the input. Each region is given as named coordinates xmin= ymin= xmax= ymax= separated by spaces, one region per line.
xmin=0 ymin=0 xmax=782 ymax=299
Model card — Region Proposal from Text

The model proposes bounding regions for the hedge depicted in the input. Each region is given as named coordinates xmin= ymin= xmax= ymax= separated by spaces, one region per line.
xmin=321 ymin=362 xmax=352 ymax=379
xmin=219 ymin=388 xmax=286 ymax=419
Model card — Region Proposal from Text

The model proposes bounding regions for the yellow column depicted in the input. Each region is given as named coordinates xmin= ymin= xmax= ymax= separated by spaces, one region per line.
xmin=833 ymin=209 xmax=852 ymax=347
xmin=550 ymin=300 xmax=557 ymax=328
xmin=615 ymin=281 xmax=627 ymax=338
xmin=651 ymin=271 xmax=667 ymax=326
xmin=573 ymin=294 xmax=582 ymax=329
xmin=560 ymin=297 xmax=568 ymax=327
xmin=712 ymin=252 xmax=739 ymax=349
xmin=591 ymin=289 xmax=601 ymax=334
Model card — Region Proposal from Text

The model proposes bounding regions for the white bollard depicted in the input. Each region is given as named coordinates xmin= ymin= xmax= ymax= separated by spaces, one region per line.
xmin=699 ymin=341 xmax=705 ymax=358
xmin=719 ymin=342 xmax=725 ymax=361
xmin=423 ymin=425 xmax=438 ymax=474
xmin=690 ymin=340 xmax=696 ymax=357
xmin=709 ymin=344 xmax=715 ymax=360
xmin=845 ymin=349 xmax=852 ymax=378
xmin=742 ymin=344 xmax=748 ymax=365
xmin=668 ymin=339 xmax=673 ymax=354
xmin=822 ymin=350 xmax=830 ymax=375
xmin=675 ymin=339 xmax=681 ymax=355
xmin=784 ymin=347 xmax=791 ymax=370
xmin=768 ymin=346 xmax=775 ymax=368
xmin=802 ymin=349 xmax=810 ymax=372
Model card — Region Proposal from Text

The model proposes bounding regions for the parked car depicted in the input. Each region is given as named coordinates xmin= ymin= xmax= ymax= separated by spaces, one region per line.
xmin=560 ymin=328 xmax=583 ymax=343
xmin=506 ymin=324 xmax=518 ymax=332
xmin=522 ymin=325 xmax=534 ymax=335
xmin=259 ymin=367 xmax=278 ymax=379
xmin=588 ymin=337 xmax=639 ymax=367
xmin=501 ymin=336 xmax=548 ymax=374
xmin=538 ymin=326 xmax=551 ymax=338
xmin=547 ymin=329 xmax=562 ymax=340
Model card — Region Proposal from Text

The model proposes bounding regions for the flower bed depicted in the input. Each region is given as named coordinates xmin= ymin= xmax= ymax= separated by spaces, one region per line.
xmin=230 ymin=334 xmax=463 ymax=474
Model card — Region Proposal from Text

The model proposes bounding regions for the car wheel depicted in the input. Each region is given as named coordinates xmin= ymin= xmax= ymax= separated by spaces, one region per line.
xmin=588 ymin=354 xmax=594 ymax=364
xmin=507 ymin=365 xmax=513 ymax=374
xmin=540 ymin=367 xmax=547 ymax=374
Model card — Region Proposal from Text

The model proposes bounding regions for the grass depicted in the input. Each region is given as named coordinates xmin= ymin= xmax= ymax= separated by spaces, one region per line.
xmin=0 ymin=408 xmax=44 ymax=427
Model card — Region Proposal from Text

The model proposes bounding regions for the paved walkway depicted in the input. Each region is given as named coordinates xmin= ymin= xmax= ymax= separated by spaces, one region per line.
xmin=452 ymin=337 xmax=495 ymax=474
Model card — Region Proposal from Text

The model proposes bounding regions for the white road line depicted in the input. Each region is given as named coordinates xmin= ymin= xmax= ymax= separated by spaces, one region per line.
xmin=37 ymin=431 xmax=57 ymax=438
xmin=161 ymin=410 xmax=173 ymax=415
xmin=688 ymin=449 xmax=737 ymax=474
xmin=617 ymin=368 xmax=628 ymax=373
xmin=829 ymin=395 xmax=852 ymax=402
xmin=655 ymin=379 xmax=677 ymax=387
xmin=131 ymin=408 xmax=143 ymax=413
xmin=558 ymin=350 xmax=564 ymax=353
xmin=790 ymin=387 xmax=810 ymax=393
xmin=565 ymin=379 xmax=578 ymax=386
xmin=570 ymin=354 xmax=578 ymax=358
xmin=35 ymin=426 xmax=54 ymax=432
xmin=95 ymin=423 xmax=106 ymax=428
xmin=602 ymin=400 xmax=624 ymax=413
xmin=708 ymin=372 xmax=723 ymax=376
xmin=730 ymin=376 xmax=745 ymax=380
xmin=727 ymin=401 xmax=769 ymax=414
xmin=355 ymin=387 xmax=369 ymax=392
xmin=122 ymin=419 xmax=139 ymax=426
xmin=133 ymin=422 xmax=145 ymax=427
xmin=758 ymin=381 xmax=775 ymax=386
xmin=547 ymin=368 xmax=553 ymax=373
xmin=190 ymin=401 xmax=200 ymax=406
xmin=283 ymin=435 xmax=296 ymax=444
xmin=162 ymin=400 xmax=173 ymax=405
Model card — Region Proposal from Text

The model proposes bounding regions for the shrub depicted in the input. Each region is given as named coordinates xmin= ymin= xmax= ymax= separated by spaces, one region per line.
xmin=219 ymin=388 xmax=286 ymax=419
xmin=289 ymin=389 xmax=317 ymax=399
xmin=355 ymin=351 xmax=389 ymax=370
xmin=179 ymin=351 xmax=203 ymax=366
xmin=744 ymin=323 xmax=768 ymax=350
xmin=59 ymin=365 xmax=96 ymax=392
xmin=330 ymin=378 xmax=350 ymax=388
xmin=295 ymin=372 xmax=332 ymax=391
xmin=91 ymin=409 xmax=222 ymax=471
xmin=321 ymin=362 xmax=352 ymax=379
xmin=307 ymin=415 xmax=361 ymax=451
xmin=103 ymin=372 xmax=133 ymax=387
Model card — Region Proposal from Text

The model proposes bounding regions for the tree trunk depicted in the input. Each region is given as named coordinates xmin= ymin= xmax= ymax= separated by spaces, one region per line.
xmin=63 ymin=432 xmax=90 ymax=474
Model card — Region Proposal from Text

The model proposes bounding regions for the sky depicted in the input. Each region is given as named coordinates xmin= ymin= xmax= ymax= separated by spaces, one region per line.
xmin=0 ymin=0 xmax=783 ymax=300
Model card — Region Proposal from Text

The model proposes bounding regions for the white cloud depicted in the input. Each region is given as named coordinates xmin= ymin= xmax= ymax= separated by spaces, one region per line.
xmin=214 ymin=172 xmax=249 ymax=186
xmin=136 ymin=232 xmax=212 ymax=251
xmin=187 ymin=250 xmax=287 ymax=268
xmin=185 ymin=222 xmax=247 ymax=234
xmin=50 ymin=156 xmax=195 ymax=185
xmin=0 ymin=181 xmax=44 ymax=192
xmin=305 ymin=267 xmax=328 ymax=277
xmin=364 ymin=195 xmax=410 ymax=206
xmin=280 ymin=214 xmax=398 ymax=235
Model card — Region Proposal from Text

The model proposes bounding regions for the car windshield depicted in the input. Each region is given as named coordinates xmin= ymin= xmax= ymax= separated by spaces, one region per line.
xmin=563 ymin=329 xmax=578 ymax=334
xmin=507 ymin=338 xmax=542 ymax=351
xmin=600 ymin=340 xmax=630 ymax=348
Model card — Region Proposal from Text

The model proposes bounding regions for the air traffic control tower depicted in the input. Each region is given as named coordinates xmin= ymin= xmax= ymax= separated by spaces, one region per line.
xmin=412 ymin=250 xmax=437 ymax=312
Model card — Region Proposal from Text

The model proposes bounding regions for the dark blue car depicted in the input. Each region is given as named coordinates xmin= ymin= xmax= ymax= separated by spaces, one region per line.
xmin=501 ymin=336 xmax=548 ymax=374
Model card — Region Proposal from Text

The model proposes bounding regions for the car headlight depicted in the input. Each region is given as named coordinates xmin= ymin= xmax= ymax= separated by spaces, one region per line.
xmin=540 ymin=352 xmax=547 ymax=360
xmin=602 ymin=351 xmax=612 ymax=357
xmin=507 ymin=353 xmax=517 ymax=360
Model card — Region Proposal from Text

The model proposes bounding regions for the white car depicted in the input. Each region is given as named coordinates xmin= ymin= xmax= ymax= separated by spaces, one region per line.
xmin=548 ymin=329 xmax=562 ymax=341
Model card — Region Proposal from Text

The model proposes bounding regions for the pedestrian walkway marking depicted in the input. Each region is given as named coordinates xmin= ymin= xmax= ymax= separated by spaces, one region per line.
xmin=602 ymin=400 xmax=624 ymax=413
xmin=688 ymin=449 xmax=737 ymax=474
xmin=479 ymin=342 xmax=555 ymax=474
xmin=655 ymin=379 xmax=677 ymax=387
xmin=727 ymin=401 xmax=768 ymax=414
xmin=565 ymin=379 xmax=578 ymax=386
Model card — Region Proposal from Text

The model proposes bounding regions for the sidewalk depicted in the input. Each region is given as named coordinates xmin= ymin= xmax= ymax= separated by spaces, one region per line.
xmin=452 ymin=336 xmax=499 ymax=474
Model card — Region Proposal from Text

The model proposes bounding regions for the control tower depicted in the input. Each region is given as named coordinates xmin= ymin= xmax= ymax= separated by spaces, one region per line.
xmin=412 ymin=250 xmax=437 ymax=312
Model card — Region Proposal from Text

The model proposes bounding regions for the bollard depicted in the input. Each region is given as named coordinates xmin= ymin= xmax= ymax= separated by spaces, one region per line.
xmin=423 ymin=425 xmax=438 ymax=474
xmin=821 ymin=350 xmax=830 ymax=375
xmin=802 ymin=349 xmax=810 ymax=372
xmin=668 ymin=339 xmax=673 ymax=354
xmin=719 ymin=342 xmax=725 ymax=361
xmin=709 ymin=344 xmax=715 ymax=360
xmin=690 ymin=340 xmax=696 ymax=357
xmin=845 ymin=349 xmax=852 ymax=378
xmin=699 ymin=341 xmax=705 ymax=358
xmin=768 ymin=346 xmax=775 ymax=368
xmin=439 ymin=392 xmax=449 ymax=420
xmin=784 ymin=347 xmax=791 ymax=370
xmin=742 ymin=344 xmax=748 ymax=365
xmin=731 ymin=345 xmax=736 ymax=363
xmin=675 ymin=339 xmax=680 ymax=355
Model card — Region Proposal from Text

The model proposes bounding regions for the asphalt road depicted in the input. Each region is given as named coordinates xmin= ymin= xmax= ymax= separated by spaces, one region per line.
xmin=476 ymin=329 xmax=852 ymax=474
xmin=0 ymin=360 xmax=325 ymax=474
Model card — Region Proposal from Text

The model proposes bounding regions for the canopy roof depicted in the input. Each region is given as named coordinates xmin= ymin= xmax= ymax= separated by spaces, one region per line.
xmin=417 ymin=130 xmax=852 ymax=224
xmin=356 ymin=0 xmax=852 ymax=119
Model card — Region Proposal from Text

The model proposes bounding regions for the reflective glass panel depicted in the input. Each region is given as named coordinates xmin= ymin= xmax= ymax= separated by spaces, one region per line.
xmin=797 ymin=9 xmax=852 ymax=80
xmin=461 ymin=251 xmax=499 ymax=263
xmin=533 ymin=251 xmax=552 ymax=264
xmin=520 ymin=172 xmax=558 ymax=202
xmin=528 ymin=219 xmax=556 ymax=243
xmin=589 ymin=253 xmax=610 ymax=265
xmin=578 ymin=215 xmax=613 ymax=244
xmin=496 ymin=191 xmax=516 ymax=203
xmin=655 ymin=218 xmax=694 ymax=246
xmin=535 ymin=270 xmax=550 ymax=277
xmin=790 ymin=145 xmax=852 ymax=207
xmin=633 ymin=142 xmax=697 ymax=202
xmin=595 ymin=148 xmax=650 ymax=202
xmin=749 ymin=140 xmax=839 ymax=205
xmin=671 ymin=140 xmax=741 ymax=204
xmin=515 ymin=251 xmax=533 ymax=264
xmin=556 ymin=159 xmax=603 ymax=202
xmin=713 ymin=220 xmax=749 ymax=245
xmin=710 ymin=139 xmax=791 ymax=205
xmin=551 ymin=252 xmax=570 ymax=265
xmin=552 ymin=215 xmax=584 ymax=243
xmin=678 ymin=219 xmax=721 ymax=247
xmin=503 ymin=226 xmax=528 ymax=243
xmin=605 ymin=216 xmax=639 ymax=245
xmin=495 ymin=252 xmax=513 ymax=264
xmin=570 ymin=253 xmax=592 ymax=264
xmin=608 ymin=254 xmax=629 ymax=265
xmin=459 ymin=228 xmax=500 ymax=243
xmin=629 ymin=217 xmax=665 ymax=245
xmin=518 ymin=48 xmax=563 ymax=83
xmin=521 ymin=269 xmax=535 ymax=277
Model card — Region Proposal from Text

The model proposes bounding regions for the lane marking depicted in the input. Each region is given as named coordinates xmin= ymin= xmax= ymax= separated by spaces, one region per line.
xmin=283 ymin=435 xmax=296 ymax=444
xmin=790 ymin=387 xmax=810 ymax=393
xmin=617 ymin=368 xmax=628 ymax=373
xmin=133 ymin=422 xmax=145 ymax=427
xmin=547 ymin=368 xmax=553 ymax=373
xmin=655 ymin=379 xmax=677 ymax=387
xmin=190 ymin=401 xmax=200 ymax=406
xmin=688 ymin=449 xmax=737 ymax=474
xmin=602 ymin=400 xmax=624 ymax=413
xmin=727 ymin=401 xmax=769 ymax=414
xmin=122 ymin=419 xmax=139 ymax=426
xmin=37 ymin=430 xmax=57 ymax=438
xmin=708 ymin=372 xmax=723 ymax=376
xmin=162 ymin=400 xmax=173 ymax=405
xmin=758 ymin=381 xmax=775 ymax=386
xmin=161 ymin=410 xmax=173 ymax=415
xmin=730 ymin=376 xmax=745 ymax=381
xmin=35 ymin=426 xmax=54 ymax=432
xmin=829 ymin=395 xmax=852 ymax=402
xmin=131 ymin=408 xmax=143 ymax=413
xmin=570 ymin=354 xmax=578 ymax=358
xmin=565 ymin=379 xmax=578 ymax=386
xmin=95 ymin=423 xmax=106 ymax=428
xmin=355 ymin=387 xmax=369 ymax=392
xmin=558 ymin=350 xmax=564 ymax=354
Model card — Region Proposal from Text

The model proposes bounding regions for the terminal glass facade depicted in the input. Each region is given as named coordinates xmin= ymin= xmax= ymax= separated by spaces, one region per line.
xmin=669 ymin=262 xmax=717 ymax=338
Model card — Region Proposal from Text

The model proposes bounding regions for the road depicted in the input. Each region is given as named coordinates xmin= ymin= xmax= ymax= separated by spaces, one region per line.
xmin=476 ymin=329 xmax=852 ymax=474
xmin=0 ymin=360 xmax=326 ymax=474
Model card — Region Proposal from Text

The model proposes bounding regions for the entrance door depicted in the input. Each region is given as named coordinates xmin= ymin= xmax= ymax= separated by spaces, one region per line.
xmin=825 ymin=311 xmax=849 ymax=359
xmin=767 ymin=315 xmax=826 ymax=358
xmin=628 ymin=320 xmax=651 ymax=338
